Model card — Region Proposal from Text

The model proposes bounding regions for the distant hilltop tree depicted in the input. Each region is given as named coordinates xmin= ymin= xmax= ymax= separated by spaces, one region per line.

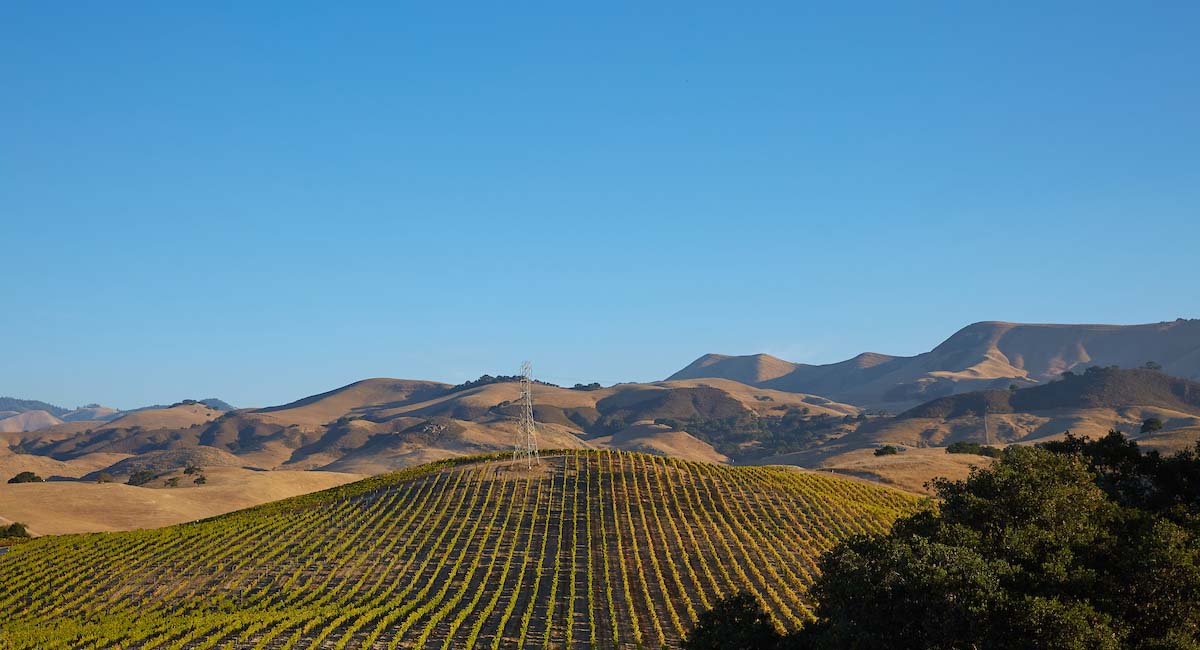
xmin=571 ymin=382 xmax=603 ymax=391
xmin=449 ymin=374 xmax=559 ymax=394
xmin=946 ymin=441 xmax=1003 ymax=458
xmin=7 ymin=471 xmax=44 ymax=484
xmin=1141 ymin=417 xmax=1164 ymax=434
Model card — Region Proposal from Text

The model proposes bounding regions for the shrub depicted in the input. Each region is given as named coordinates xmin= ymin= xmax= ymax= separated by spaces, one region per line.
xmin=127 ymin=470 xmax=158 ymax=486
xmin=571 ymin=382 xmax=603 ymax=391
xmin=946 ymin=441 xmax=1003 ymax=458
xmin=1 ymin=522 xmax=30 ymax=538
xmin=873 ymin=445 xmax=900 ymax=457
xmin=684 ymin=593 xmax=781 ymax=650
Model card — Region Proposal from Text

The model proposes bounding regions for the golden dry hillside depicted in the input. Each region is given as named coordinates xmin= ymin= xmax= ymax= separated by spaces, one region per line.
xmin=0 ymin=466 xmax=362 ymax=535
xmin=6 ymin=377 xmax=859 ymax=478
xmin=0 ymin=410 xmax=63 ymax=433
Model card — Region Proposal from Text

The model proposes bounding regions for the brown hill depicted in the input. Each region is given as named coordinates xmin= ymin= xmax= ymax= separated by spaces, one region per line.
xmin=671 ymin=353 xmax=801 ymax=385
xmin=796 ymin=368 xmax=1200 ymax=471
xmin=253 ymin=378 xmax=450 ymax=427
xmin=6 ymin=376 xmax=858 ymax=476
xmin=14 ymin=403 xmax=225 ymax=460
xmin=0 ymin=410 xmax=63 ymax=432
xmin=746 ymin=367 xmax=1200 ymax=492
xmin=99 ymin=402 xmax=222 ymax=430
xmin=670 ymin=319 xmax=1200 ymax=408
xmin=80 ymin=446 xmax=248 ymax=480
xmin=900 ymin=366 xmax=1200 ymax=420
xmin=0 ymin=466 xmax=362 ymax=535
xmin=60 ymin=405 xmax=120 ymax=422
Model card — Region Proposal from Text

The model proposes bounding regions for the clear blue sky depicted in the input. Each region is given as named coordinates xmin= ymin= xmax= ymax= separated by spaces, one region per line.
xmin=3 ymin=3 xmax=1198 ymax=409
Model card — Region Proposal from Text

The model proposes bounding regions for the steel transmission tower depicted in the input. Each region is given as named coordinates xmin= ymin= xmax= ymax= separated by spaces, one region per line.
xmin=514 ymin=361 xmax=541 ymax=468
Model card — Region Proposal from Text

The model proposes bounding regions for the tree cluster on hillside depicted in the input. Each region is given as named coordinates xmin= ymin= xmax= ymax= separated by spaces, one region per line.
xmin=447 ymin=374 xmax=560 ymax=394
xmin=571 ymin=382 xmax=603 ymax=391
xmin=7 ymin=471 xmax=44 ymax=484
xmin=127 ymin=470 xmax=160 ymax=487
xmin=1 ymin=522 xmax=30 ymax=539
xmin=945 ymin=441 xmax=1003 ymax=457
xmin=687 ymin=431 xmax=1200 ymax=649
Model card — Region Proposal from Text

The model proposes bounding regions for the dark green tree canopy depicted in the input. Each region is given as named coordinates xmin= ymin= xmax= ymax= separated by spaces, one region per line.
xmin=1 ymin=522 xmax=30 ymax=538
xmin=694 ymin=431 xmax=1200 ymax=649
xmin=684 ymin=592 xmax=782 ymax=650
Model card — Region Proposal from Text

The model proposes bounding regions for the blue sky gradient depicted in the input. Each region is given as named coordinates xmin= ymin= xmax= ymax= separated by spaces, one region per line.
xmin=3 ymin=3 xmax=1198 ymax=408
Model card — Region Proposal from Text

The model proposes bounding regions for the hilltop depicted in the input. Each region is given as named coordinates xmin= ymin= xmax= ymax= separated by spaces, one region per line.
xmin=0 ymin=410 xmax=63 ymax=433
xmin=0 ymin=450 xmax=918 ymax=649
xmin=670 ymin=319 xmax=1200 ymax=408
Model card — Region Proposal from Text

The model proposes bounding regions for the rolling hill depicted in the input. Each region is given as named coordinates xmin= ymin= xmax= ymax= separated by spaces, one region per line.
xmin=0 ymin=397 xmax=229 ymax=432
xmin=670 ymin=319 xmax=1200 ymax=408
xmin=767 ymin=367 xmax=1200 ymax=491
xmin=0 ymin=410 xmax=63 ymax=433
xmin=6 ymin=377 xmax=856 ymax=480
xmin=0 ymin=450 xmax=918 ymax=649
xmin=59 ymin=405 xmax=120 ymax=422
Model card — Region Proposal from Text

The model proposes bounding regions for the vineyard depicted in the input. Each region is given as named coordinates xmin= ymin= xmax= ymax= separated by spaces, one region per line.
xmin=0 ymin=450 xmax=919 ymax=649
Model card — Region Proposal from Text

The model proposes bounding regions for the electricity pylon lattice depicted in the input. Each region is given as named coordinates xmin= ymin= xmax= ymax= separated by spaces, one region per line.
xmin=514 ymin=361 xmax=541 ymax=468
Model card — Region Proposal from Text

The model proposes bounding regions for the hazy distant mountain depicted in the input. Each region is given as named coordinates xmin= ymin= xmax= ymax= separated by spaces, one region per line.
xmin=61 ymin=405 xmax=121 ymax=422
xmin=0 ymin=396 xmax=231 ymax=432
xmin=670 ymin=319 xmax=1200 ymax=408
xmin=0 ymin=397 xmax=67 ymax=417
xmin=119 ymin=398 xmax=236 ymax=414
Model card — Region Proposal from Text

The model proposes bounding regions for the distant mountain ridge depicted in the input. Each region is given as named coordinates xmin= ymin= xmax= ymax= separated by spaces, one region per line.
xmin=0 ymin=397 xmax=67 ymax=417
xmin=670 ymin=319 xmax=1200 ymax=408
